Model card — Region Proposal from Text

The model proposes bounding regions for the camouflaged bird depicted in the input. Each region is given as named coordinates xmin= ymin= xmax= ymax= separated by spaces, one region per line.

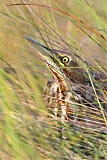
xmin=25 ymin=36 xmax=107 ymax=129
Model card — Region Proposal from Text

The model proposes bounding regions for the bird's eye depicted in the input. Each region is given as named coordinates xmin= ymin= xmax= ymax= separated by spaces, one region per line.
xmin=61 ymin=56 xmax=69 ymax=64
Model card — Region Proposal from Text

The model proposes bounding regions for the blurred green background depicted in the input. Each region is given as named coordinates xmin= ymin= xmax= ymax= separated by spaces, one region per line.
xmin=0 ymin=0 xmax=107 ymax=159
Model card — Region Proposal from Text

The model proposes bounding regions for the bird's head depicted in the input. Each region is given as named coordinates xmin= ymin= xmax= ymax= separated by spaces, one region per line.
xmin=24 ymin=37 xmax=85 ymax=84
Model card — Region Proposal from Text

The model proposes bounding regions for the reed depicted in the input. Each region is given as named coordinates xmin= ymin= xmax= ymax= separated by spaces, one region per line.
xmin=0 ymin=0 xmax=107 ymax=159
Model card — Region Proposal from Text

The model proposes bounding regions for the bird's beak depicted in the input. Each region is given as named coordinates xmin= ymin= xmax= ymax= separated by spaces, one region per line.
xmin=24 ymin=36 xmax=65 ymax=83
xmin=24 ymin=36 xmax=60 ymax=62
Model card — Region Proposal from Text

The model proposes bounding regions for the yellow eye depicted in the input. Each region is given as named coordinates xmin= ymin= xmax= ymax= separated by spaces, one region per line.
xmin=61 ymin=56 xmax=69 ymax=64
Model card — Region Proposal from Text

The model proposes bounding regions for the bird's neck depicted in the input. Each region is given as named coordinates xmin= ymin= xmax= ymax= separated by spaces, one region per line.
xmin=63 ymin=68 xmax=86 ymax=85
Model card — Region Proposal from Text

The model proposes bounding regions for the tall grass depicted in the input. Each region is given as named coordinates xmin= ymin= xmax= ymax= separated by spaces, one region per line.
xmin=0 ymin=0 xmax=107 ymax=159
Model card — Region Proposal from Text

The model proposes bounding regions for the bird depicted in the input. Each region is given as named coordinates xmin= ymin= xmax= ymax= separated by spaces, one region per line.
xmin=25 ymin=36 xmax=107 ymax=130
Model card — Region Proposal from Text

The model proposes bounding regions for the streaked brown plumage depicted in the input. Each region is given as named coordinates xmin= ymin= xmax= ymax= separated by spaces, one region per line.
xmin=25 ymin=37 xmax=107 ymax=130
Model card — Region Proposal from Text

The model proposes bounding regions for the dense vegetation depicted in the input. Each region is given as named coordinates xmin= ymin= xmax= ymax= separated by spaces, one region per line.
xmin=0 ymin=0 xmax=107 ymax=159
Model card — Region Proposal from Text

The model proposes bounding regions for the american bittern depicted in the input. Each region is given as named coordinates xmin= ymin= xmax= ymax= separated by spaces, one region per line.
xmin=25 ymin=37 xmax=107 ymax=130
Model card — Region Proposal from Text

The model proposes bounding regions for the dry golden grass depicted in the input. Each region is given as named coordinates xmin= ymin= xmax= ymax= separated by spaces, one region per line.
xmin=0 ymin=0 xmax=107 ymax=159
